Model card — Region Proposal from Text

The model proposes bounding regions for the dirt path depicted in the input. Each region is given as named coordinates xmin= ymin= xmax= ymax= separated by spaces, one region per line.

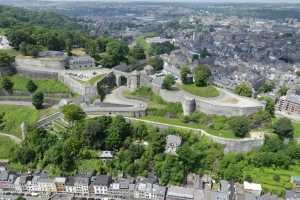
xmin=0 ymin=132 xmax=22 ymax=144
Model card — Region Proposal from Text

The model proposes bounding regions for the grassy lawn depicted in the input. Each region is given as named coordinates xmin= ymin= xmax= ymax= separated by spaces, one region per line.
xmin=244 ymin=165 xmax=300 ymax=196
xmin=0 ymin=136 xmax=17 ymax=159
xmin=87 ymin=74 xmax=105 ymax=85
xmin=292 ymin=121 xmax=300 ymax=137
xmin=0 ymin=75 xmax=71 ymax=93
xmin=0 ymin=105 xmax=54 ymax=137
xmin=142 ymin=115 xmax=237 ymax=139
xmin=179 ymin=84 xmax=219 ymax=98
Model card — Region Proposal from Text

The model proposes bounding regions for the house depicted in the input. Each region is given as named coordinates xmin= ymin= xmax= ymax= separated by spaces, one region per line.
xmin=243 ymin=181 xmax=262 ymax=197
xmin=286 ymin=190 xmax=300 ymax=200
xmin=0 ymin=167 xmax=16 ymax=191
xmin=15 ymin=175 xmax=30 ymax=193
xmin=165 ymin=135 xmax=182 ymax=155
xmin=65 ymin=176 xmax=90 ymax=195
xmin=166 ymin=186 xmax=203 ymax=200
xmin=291 ymin=176 xmax=300 ymax=192
xmin=98 ymin=151 xmax=114 ymax=160
xmin=26 ymin=175 xmax=41 ymax=192
xmin=55 ymin=177 xmax=66 ymax=192
xmin=109 ymin=179 xmax=135 ymax=200
xmin=91 ymin=175 xmax=112 ymax=195
xmin=134 ymin=180 xmax=166 ymax=200
xmin=37 ymin=176 xmax=57 ymax=193
xmin=68 ymin=56 xmax=95 ymax=69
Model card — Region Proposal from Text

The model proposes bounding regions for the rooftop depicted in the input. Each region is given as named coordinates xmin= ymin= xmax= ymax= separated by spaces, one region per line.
xmin=243 ymin=181 xmax=262 ymax=191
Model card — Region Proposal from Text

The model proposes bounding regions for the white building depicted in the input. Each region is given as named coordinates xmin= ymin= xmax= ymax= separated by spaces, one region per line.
xmin=243 ymin=181 xmax=262 ymax=197
xmin=65 ymin=176 xmax=89 ymax=195
xmin=92 ymin=175 xmax=111 ymax=195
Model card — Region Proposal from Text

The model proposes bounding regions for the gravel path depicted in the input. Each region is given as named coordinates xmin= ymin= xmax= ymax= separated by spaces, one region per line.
xmin=0 ymin=132 xmax=22 ymax=144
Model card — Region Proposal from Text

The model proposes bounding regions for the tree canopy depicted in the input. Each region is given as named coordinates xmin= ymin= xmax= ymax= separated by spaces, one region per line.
xmin=62 ymin=104 xmax=86 ymax=122
xmin=0 ymin=51 xmax=14 ymax=68
xmin=193 ymin=65 xmax=211 ymax=87
xmin=234 ymin=83 xmax=252 ymax=97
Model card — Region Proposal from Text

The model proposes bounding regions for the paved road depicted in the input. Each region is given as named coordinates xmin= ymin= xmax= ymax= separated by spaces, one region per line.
xmin=104 ymin=86 xmax=147 ymax=109
xmin=0 ymin=132 xmax=22 ymax=144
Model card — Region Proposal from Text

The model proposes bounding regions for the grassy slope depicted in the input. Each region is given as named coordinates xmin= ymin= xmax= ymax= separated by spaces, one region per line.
xmin=0 ymin=105 xmax=56 ymax=137
xmin=244 ymin=165 xmax=300 ymax=196
xmin=142 ymin=115 xmax=237 ymax=139
xmin=0 ymin=105 xmax=39 ymax=137
xmin=292 ymin=121 xmax=300 ymax=137
xmin=125 ymin=87 xmax=236 ymax=138
xmin=179 ymin=84 xmax=219 ymax=98
xmin=0 ymin=136 xmax=17 ymax=159
xmin=1 ymin=75 xmax=70 ymax=93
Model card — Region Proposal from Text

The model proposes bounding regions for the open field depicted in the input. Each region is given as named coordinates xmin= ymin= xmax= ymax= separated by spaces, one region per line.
xmin=0 ymin=75 xmax=71 ymax=93
xmin=0 ymin=105 xmax=55 ymax=137
xmin=179 ymin=84 xmax=219 ymax=98
xmin=244 ymin=165 xmax=300 ymax=196
xmin=0 ymin=136 xmax=17 ymax=159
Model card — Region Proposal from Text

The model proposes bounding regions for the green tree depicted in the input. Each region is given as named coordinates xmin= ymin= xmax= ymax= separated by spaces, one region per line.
xmin=106 ymin=40 xmax=129 ymax=63
xmin=234 ymin=83 xmax=252 ymax=97
xmin=277 ymin=85 xmax=288 ymax=96
xmin=0 ymin=51 xmax=14 ymax=67
xmin=257 ymin=81 xmax=275 ymax=93
xmin=193 ymin=65 xmax=211 ymax=87
xmin=162 ymin=74 xmax=175 ymax=90
xmin=32 ymin=91 xmax=44 ymax=109
xmin=1 ymin=77 xmax=13 ymax=93
xmin=97 ymin=84 xmax=106 ymax=102
xmin=296 ymin=71 xmax=300 ymax=77
xmin=26 ymin=80 xmax=38 ymax=93
xmin=105 ymin=127 xmax=122 ymax=150
xmin=265 ymin=97 xmax=275 ymax=117
xmin=15 ymin=146 xmax=36 ymax=164
xmin=100 ymin=54 xmax=118 ymax=68
xmin=273 ymin=118 xmax=294 ymax=139
xmin=148 ymin=56 xmax=164 ymax=71
xmin=0 ymin=112 xmax=5 ymax=130
xmin=180 ymin=66 xmax=192 ymax=84
xmin=83 ymin=119 xmax=107 ymax=148
xmin=229 ymin=117 xmax=250 ymax=137
xmin=16 ymin=196 xmax=26 ymax=200
xmin=200 ymin=48 xmax=210 ymax=58
xmin=131 ymin=45 xmax=146 ymax=60
xmin=62 ymin=104 xmax=86 ymax=122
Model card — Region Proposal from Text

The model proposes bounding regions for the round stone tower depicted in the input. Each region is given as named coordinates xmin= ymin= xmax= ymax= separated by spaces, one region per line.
xmin=182 ymin=97 xmax=196 ymax=116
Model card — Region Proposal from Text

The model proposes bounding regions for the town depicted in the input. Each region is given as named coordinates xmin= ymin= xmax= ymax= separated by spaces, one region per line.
xmin=0 ymin=1 xmax=300 ymax=200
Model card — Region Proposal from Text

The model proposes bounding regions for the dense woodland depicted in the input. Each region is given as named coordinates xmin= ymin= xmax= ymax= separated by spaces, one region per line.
xmin=7 ymin=112 xmax=300 ymax=193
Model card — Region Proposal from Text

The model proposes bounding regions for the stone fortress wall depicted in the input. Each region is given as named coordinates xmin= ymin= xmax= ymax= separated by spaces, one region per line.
xmin=155 ymin=86 xmax=265 ymax=117
xmin=58 ymin=72 xmax=98 ymax=97
xmin=15 ymin=56 xmax=66 ymax=70
xmin=128 ymin=118 xmax=264 ymax=153
xmin=193 ymin=97 xmax=263 ymax=117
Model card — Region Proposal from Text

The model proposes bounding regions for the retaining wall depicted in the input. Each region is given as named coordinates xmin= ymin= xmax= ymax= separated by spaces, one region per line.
xmin=15 ymin=57 xmax=66 ymax=70
xmin=127 ymin=118 xmax=264 ymax=153
xmin=194 ymin=98 xmax=264 ymax=117
xmin=58 ymin=72 xmax=97 ymax=97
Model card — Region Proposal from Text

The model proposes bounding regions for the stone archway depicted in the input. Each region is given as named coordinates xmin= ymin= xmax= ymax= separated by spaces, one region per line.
xmin=116 ymin=75 xmax=128 ymax=87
